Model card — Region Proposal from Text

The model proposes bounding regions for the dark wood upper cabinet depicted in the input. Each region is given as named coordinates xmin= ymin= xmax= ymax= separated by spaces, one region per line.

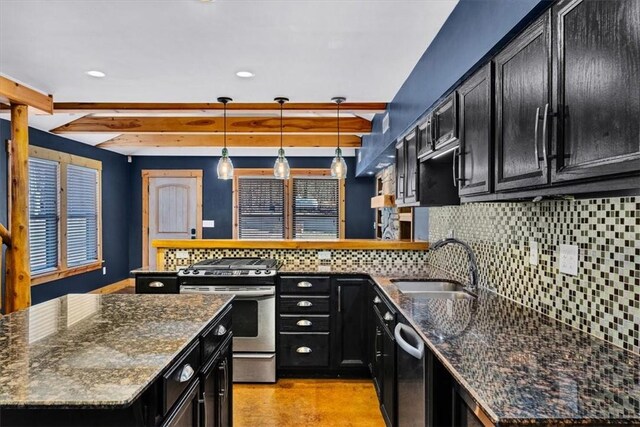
xmin=417 ymin=115 xmax=434 ymax=159
xmin=494 ymin=12 xmax=551 ymax=192
xmin=395 ymin=138 xmax=406 ymax=203
xmin=404 ymin=131 xmax=419 ymax=204
xmin=551 ymin=0 xmax=640 ymax=183
xmin=432 ymin=92 xmax=458 ymax=151
xmin=456 ymin=63 xmax=493 ymax=196
xmin=395 ymin=130 xmax=419 ymax=206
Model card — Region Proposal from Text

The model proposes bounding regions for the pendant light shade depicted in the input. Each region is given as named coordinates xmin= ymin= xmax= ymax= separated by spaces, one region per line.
xmin=273 ymin=97 xmax=291 ymax=180
xmin=216 ymin=97 xmax=234 ymax=180
xmin=330 ymin=96 xmax=348 ymax=179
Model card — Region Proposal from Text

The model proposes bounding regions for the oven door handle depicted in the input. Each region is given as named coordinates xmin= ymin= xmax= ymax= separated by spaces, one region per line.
xmin=180 ymin=287 xmax=275 ymax=297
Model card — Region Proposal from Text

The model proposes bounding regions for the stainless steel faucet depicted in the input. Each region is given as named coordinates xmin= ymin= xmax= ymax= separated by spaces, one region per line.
xmin=430 ymin=238 xmax=479 ymax=293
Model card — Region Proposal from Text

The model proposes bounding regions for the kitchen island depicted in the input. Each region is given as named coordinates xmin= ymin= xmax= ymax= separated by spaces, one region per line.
xmin=0 ymin=293 xmax=233 ymax=426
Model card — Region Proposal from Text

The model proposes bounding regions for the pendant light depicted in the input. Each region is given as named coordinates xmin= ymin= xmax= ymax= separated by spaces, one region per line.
xmin=273 ymin=97 xmax=291 ymax=179
xmin=216 ymin=97 xmax=234 ymax=180
xmin=330 ymin=96 xmax=348 ymax=178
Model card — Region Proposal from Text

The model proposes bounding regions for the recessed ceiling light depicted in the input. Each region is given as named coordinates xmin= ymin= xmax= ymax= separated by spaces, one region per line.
xmin=86 ymin=70 xmax=106 ymax=78
xmin=236 ymin=71 xmax=255 ymax=78
xmin=387 ymin=154 xmax=395 ymax=158
xmin=367 ymin=171 xmax=374 ymax=175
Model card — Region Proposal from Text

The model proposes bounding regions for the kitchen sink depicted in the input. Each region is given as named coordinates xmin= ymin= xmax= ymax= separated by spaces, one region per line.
xmin=391 ymin=280 xmax=475 ymax=300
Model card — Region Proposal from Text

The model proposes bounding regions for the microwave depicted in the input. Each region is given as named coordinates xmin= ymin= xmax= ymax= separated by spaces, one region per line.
xmin=432 ymin=92 xmax=458 ymax=149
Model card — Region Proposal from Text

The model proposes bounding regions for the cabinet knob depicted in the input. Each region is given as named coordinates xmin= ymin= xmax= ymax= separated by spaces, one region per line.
xmin=296 ymin=320 xmax=312 ymax=327
xmin=384 ymin=312 xmax=394 ymax=322
xmin=297 ymin=300 xmax=313 ymax=307
xmin=296 ymin=346 xmax=312 ymax=354
xmin=215 ymin=325 xmax=227 ymax=336
xmin=297 ymin=281 xmax=313 ymax=288
xmin=373 ymin=296 xmax=382 ymax=304
xmin=148 ymin=281 xmax=165 ymax=288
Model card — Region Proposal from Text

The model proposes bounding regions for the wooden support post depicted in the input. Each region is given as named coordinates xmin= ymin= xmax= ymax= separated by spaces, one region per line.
xmin=5 ymin=103 xmax=31 ymax=313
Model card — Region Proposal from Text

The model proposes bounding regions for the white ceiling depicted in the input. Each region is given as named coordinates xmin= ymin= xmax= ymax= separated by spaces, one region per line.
xmin=0 ymin=0 xmax=458 ymax=156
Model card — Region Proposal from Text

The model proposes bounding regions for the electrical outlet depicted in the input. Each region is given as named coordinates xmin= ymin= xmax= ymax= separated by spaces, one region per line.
xmin=176 ymin=250 xmax=189 ymax=259
xmin=529 ymin=240 xmax=539 ymax=266
xmin=318 ymin=251 xmax=331 ymax=260
xmin=102 ymin=267 xmax=107 ymax=275
xmin=447 ymin=229 xmax=455 ymax=239
xmin=202 ymin=220 xmax=215 ymax=228
xmin=559 ymin=244 xmax=579 ymax=276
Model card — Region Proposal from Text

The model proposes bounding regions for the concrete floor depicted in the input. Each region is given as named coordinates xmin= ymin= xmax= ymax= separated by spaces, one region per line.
xmin=233 ymin=379 xmax=384 ymax=427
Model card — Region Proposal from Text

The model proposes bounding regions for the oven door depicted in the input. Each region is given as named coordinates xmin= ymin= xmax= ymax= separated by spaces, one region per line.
xmin=181 ymin=285 xmax=276 ymax=353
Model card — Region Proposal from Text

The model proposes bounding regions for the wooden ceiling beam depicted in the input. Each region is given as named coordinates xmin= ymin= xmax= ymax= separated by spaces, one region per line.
xmin=51 ymin=102 xmax=386 ymax=114
xmin=97 ymin=134 xmax=361 ymax=148
xmin=52 ymin=116 xmax=371 ymax=134
xmin=0 ymin=76 xmax=53 ymax=114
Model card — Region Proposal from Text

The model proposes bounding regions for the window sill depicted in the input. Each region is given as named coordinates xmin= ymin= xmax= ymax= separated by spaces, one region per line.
xmin=31 ymin=261 xmax=103 ymax=286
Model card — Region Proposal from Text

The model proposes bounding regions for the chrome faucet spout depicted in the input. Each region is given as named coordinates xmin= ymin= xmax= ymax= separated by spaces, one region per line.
xmin=430 ymin=238 xmax=479 ymax=293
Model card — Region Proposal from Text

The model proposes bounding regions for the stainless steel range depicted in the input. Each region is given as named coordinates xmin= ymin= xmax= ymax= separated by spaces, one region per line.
xmin=179 ymin=258 xmax=278 ymax=383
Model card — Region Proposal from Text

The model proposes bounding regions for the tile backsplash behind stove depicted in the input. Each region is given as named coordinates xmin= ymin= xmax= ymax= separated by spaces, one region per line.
xmin=427 ymin=196 xmax=639 ymax=355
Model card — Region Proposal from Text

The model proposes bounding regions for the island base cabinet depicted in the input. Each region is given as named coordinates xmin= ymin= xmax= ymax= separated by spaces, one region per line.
xmin=0 ymin=405 xmax=147 ymax=427
xmin=162 ymin=379 xmax=201 ymax=427
xmin=201 ymin=336 xmax=233 ymax=427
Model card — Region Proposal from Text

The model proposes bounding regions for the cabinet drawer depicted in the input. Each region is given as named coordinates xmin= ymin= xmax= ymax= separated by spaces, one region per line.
xmin=200 ymin=305 xmax=232 ymax=364
xmin=279 ymin=333 xmax=330 ymax=367
xmin=135 ymin=275 xmax=179 ymax=294
xmin=162 ymin=340 xmax=201 ymax=416
xmin=280 ymin=276 xmax=330 ymax=295
xmin=280 ymin=314 xmax=330 ymax=332
xmin=280 ymin=296 xmax=330 ymax=314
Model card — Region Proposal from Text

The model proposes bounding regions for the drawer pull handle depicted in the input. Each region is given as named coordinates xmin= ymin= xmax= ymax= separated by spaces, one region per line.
xmin=176 ymin=363 xmax=195 ymax=383
xmin=296 ymin=320 xmax=312 ymax=327
xmin=384 ymin=312 xmax=394 ymax=322
xmin=373 ymin=296 xmax=381 ymax=304
xmin=297 ymin=300 xmax=313 ymax=307
xmin=215 ymin=325 xmax=227 ymax=336
xmin=148 ymin=281 xmax=165 ymax=288
xmin=296 ymin=346 xmax=312 ymax=354
xmin=297 ymin=281 xmax=313 ymax=288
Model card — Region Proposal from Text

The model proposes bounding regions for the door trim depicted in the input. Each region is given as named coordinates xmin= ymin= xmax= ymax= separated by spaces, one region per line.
xmin=141 ymin=169 xmax=203 ymax=267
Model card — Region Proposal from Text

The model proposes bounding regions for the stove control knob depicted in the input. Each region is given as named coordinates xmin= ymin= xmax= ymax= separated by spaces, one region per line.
xmin=265 ymin=270 xmax=271 ymax=275
xmin=182 ymin=269 xmax=190 ymax=275
xmin=255 ymin=270 xmax=262 ymax=275
xmin=192 ymin=269 xmax=200 ymax=275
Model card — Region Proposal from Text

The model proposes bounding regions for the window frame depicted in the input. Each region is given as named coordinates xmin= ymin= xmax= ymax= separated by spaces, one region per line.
xmin=28 ymin=146 xmax=103 ymax=285
xmin=232 ymin=168 xmax=345 ymax=240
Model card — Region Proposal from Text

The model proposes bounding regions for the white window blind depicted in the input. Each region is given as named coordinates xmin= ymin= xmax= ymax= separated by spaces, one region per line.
xmin=29 ymin=158 xmax=59 ymax=273
xmin=238 ymin=177 xmax=285 ymax=239
xmin=67 ymin=164 xmax=98 ymax=266
xmin=292 ymin=178 xmax=340 ymax=239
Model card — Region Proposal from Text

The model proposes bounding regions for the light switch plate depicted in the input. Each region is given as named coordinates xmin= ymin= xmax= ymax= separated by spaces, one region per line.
xmin=176 ymin=250 xmax=189 ymax=259
xmin=529 ymin=240 xmax=539 ymax=266
xmin=202 ymin=220 xmax=215 ymax=228
xmin=559 ymin=244 xmax=579 ymax=276
xmin=318 ymin=251 xmax=331 ymax=260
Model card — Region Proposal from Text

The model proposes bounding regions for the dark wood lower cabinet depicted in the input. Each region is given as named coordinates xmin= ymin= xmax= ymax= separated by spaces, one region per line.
xmin=201 ymin=336 xmax=233 ymax=427
xmin=162 ymin=379 xmax=200 ymax=427
xmin=332 ymin=277 xmax=368 ymax=371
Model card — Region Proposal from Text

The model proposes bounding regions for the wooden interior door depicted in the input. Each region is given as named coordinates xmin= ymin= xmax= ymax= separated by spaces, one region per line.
xmin=143 ymin=170 xmax=202 ymax=268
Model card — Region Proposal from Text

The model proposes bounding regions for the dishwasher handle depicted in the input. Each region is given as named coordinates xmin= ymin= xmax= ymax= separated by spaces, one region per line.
xmin=394 ymin=323 xmax=424 ymax=360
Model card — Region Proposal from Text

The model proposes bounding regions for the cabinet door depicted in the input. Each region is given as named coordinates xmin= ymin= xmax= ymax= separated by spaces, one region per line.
xmin=417 ymin=116 xmax=434 ymax=159
xmin=201 ymin=362 xmax=217 ymax=427
xmin=215 ymin=342 xmax=232 ymax=427
xmin=162 ymin=379 xmax=200 ymax=427
xmin=551 ymin=0 xmax=640 ymax=182
xmin=395 ymin=141 xmax=406 ymax=203
xmin=495 ymin=12 xmax=551 ymax=191
xmin=380 ymin=318 xmax=396 ymax=427
xmin=404 ymin=131 xmax=419 ymax=204
xmin=332 ymin=278 xmax=368 ymax=370
xmin=457 ymin=63 xmax=493 ymax=196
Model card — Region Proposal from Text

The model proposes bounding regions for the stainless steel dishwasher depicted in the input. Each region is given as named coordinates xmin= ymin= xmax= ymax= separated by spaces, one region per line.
xmin=395 ymin=322 xmax=426 ymax=427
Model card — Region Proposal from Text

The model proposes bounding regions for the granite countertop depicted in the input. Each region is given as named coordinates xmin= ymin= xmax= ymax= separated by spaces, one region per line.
xmin=372 ymin=276 xmax=640 ymax=426
xmin=0 ymin=293 xmax=233 ymax=408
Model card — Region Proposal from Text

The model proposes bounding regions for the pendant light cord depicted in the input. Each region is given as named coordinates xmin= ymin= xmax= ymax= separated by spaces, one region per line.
xmin=280 ymin=100 xmax=284 ymax=151
xmin=223 ymin=101 xmax=227 ymax=150
xmin=337 ymin=101 xmax=340 ymax=151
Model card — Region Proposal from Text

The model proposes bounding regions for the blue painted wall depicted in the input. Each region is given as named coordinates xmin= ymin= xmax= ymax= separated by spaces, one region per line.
xmin=357 ymin=0 xmax=551 ymax=175
xmin=128 ymin=156 xmax=374 ymax=270
xmin=0 ymin=119 xmax=131 ymax=306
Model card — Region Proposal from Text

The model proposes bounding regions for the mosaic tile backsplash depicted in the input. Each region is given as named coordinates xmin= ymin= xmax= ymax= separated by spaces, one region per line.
xmin=163 ymin=248 xmax=428 ymax=271
xmin=427 ymin=196 xmax=639 ymax=355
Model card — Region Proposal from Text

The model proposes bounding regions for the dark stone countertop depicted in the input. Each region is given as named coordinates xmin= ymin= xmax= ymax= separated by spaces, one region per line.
xmin=0 ymin=294 xmax=233 ymax=408
xmin=129 ymin=262 xmax=640 ymax=424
